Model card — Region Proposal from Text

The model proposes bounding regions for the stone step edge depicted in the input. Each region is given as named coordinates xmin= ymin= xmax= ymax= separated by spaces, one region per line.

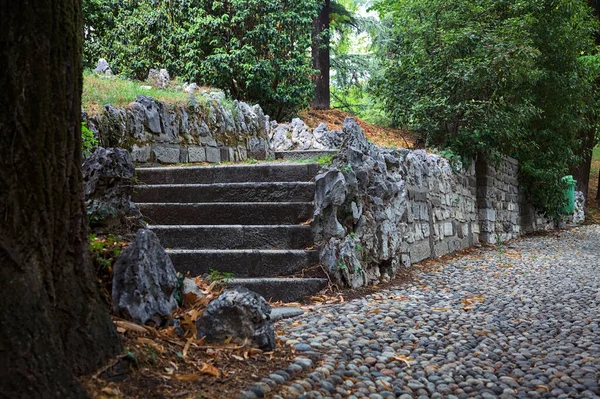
xmin=137 ymin=201 xmax=315 ymax=206
xmin=166 ymin=249 xmax=318 ymax=255
xmin=135 ymin=182 xmax=315 ymax=188
xmin=226 ymin=277 xmax=328 ymax=303
xmin=149 ymin=224 xmax=313 ymax=229
xmin=270 ymin=307 xmax=305 ymax=321
xmin=136 ymin=162 xmax=320 ymax=170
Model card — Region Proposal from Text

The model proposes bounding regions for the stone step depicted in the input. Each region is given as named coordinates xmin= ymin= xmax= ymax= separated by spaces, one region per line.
xmin=138 ymin=202 xmax=314 ymax=225
xmin=270 ymin=307 xmax=305 ymax=321
xmin=151 ymin=225 xmax=313 ymax=250
xmin=136 ymin=163 xmax=320 ymax=185
xmin=228 ymin=278 xmax=328 ymax=303
xmin=133 ymin=182 xmax=315 ymax=203
xmin=274 ymin=150 xmax=337 ymax=161
xmin=167 ymin=249 xmax=319 ymax=277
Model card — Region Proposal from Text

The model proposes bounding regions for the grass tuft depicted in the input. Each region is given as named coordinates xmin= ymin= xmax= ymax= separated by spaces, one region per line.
xmin=82 ymin=71 xmax=192 ymax=115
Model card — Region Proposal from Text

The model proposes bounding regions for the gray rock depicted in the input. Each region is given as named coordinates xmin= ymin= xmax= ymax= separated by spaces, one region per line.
xmin=97 ymin=104 xmax=127 ymax=148
xmin=93 ymin=58 xmax=112 ymax=75
xmin=196 ymin=287 xmax=276 ymax=351
xmin=134 ymin=95 xmax=165 ymax=135
xmin=188 ymin=146 xmax=206 ymax=163
xmin=183 ymin=82 xmax=200 ymax=94
xmin=112 ymin=229 xmax=178 ymax=325
xmin=82 ymin=147 xmax=140 ymax=227
xmin=148 ymin=68 xmax=170 ymax=89
xmin=131 ymin=144 xmax=151 ymax=163
xmin=205 ymin=146 xmax=221 ymax=163
xmin=181 ymin=278 xmax=205 ymax=306
xmin=152 ymin=146 xmax=180 ymax=164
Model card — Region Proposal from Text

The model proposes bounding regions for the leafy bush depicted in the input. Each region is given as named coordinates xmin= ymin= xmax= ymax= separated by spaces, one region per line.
xmin=374 ymin=0 xmax=600 ymax=217
xmin=81 ymin=121 xmax=98 ymax=158
xmin=83 ymin=0 xmax=320 ymax=119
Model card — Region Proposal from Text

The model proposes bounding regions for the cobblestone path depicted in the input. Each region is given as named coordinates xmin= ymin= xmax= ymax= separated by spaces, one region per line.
xmin=244 ymin=226 xmax=600 ymax=399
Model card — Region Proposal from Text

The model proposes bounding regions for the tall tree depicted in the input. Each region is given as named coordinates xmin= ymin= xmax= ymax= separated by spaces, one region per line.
xmin=374 ymin=0 xmax=599 ymax=217
xmin=312 ymin=0 xmax=332 ymax=109
xmin=0 ymin=1 xmax=122 ymax=398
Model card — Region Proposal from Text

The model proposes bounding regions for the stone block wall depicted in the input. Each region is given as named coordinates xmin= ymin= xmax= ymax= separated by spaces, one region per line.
xmin=476 ymin=156 xmax=521 ymax=243
xmin=313 ymin=118 xmax=553 ymax=289
xmin=84 ymin=93 xmax=272 ymax=164
xmin=400 ymin=152 xmax=478 ymax=266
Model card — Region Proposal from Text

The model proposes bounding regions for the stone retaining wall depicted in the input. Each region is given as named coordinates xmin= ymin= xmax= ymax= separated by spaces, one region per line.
xmin=313 ymin=119 xmax=554 ymax=288
xmin=84 ymin=92 xmax=272 ymax=164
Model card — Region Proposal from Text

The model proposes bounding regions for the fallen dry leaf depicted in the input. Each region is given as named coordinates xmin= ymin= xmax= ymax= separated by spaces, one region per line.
xmin=114 ymin=320 xmax=148 ymax=334
xmin=137 ymin=337 xmax=165 ymax=353
xmin=198 ymin=363 xmax=220 ymax=378
xmin=175 ymin=374 xmax=201 ymax=382
xmin=392 ymin=355 xmax=413 ymax=367
xmin=182 ymin=338 xmax=194 ymax=358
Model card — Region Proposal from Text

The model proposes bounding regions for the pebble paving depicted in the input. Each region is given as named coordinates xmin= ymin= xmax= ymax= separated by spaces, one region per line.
xmin=244 ymin=226 xmax=600 ymax=399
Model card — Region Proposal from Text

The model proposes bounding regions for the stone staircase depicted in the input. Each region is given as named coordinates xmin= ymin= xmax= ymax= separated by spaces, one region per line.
xmin=133 ymin=163 xmax=328 ymax=303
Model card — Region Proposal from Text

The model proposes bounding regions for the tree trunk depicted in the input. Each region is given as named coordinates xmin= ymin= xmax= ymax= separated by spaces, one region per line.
xmin=312 ymin=0 xmax=331 ymax=110
xmin=597 ymin=169 xmax=600 ymax=200
xmin=570 ymin=128 xmax=595 ymax=198
xmin=0 ymin=2 xmax=122 ymax=398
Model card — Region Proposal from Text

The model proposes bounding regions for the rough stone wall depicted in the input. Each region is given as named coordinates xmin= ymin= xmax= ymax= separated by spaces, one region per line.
xmin=313 ymin=118 xmax=554 ymax=288
xmin=402 ymin=151 xmax=478 ymax=265
xmin=84 ymin=92 xmax=272 ymax=164
xmin=476 ymin=156 xmax=521 ymax=244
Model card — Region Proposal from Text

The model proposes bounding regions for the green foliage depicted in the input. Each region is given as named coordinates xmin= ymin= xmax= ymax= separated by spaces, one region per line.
xmin=174 ymin=273 xmax=186 ymax=306
xmin=207 ymin=268 xmax=234 ymax=283
xmin=317 ymin=153 xmax=335 ymax=167
xmin=81 ymin=121 xmax=98 ymax=158
xmin=82 ymin=71 xmax=190 ymax=112
xmin=374 ymin=0 xmax=600 ymax=217
xmin=292 ymin=152 xmax=337 ymax=166
xmin=83 ymin=0 xmax=320 ymax=119
xmin=329 ymin=1 xmax=391 ymax=124
xmin=89 ymin=234 xmax=127 ymax=293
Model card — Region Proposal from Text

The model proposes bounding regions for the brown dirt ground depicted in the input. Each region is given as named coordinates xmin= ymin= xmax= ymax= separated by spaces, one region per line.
xmin=82 ymin=277 xmax=306 ymax=399
xmin=298 ymin=108 xmax=419 ymax=149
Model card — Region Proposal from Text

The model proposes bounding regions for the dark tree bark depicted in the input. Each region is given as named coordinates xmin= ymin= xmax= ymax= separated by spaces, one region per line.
xmin=0 ymin=2 xmax=122 ymax=398
xmin=312 ymin=0 xmax=331 ymax=110
xmin=597 ymin=168 xmax=600 ymax=200
xmin=571 ymin=128 xmax=596 ymax=197
xmin=583 ymin=0 xmax=600 ymax=201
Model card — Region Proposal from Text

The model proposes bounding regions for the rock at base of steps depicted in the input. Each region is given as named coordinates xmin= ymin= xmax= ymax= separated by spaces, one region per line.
xmin=196 ymin=287 xmax=276 ymax=351
xmin=112 ymin=229 xmax=178 ymax=325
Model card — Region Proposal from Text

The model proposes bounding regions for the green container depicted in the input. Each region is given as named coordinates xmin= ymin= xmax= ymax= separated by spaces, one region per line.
xmin=561 ymin=175 xmax=576 ymax=215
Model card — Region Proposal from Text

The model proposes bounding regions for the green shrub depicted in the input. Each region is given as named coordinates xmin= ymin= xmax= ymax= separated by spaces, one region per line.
xmin=374 ymin=0 xmax=600 ymax=217
xmin=83 ymin=0 xmax=320 ymax=120
xmin=81 ymin=121 xmax=98 ymax=158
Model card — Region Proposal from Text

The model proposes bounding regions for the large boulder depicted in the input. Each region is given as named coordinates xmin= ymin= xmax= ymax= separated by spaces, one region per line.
xmin=196 ymin=287 xmax=276 ymax=351
xmin=83 ymin=147 xmax=140 ymax=228
xmin=112 ymin=229 xmax=179 ymax=325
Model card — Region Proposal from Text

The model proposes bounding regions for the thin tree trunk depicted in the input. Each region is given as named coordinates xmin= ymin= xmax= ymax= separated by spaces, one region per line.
xmin=570 ymin=128 xmax=595 ymax=198
xmin=0 ymin=2 xmax=121 ymax=398
xmin=596 ymin=169 xmax=600 ymax=200
xmin=312 ymin=0 xmax=331 ymax=110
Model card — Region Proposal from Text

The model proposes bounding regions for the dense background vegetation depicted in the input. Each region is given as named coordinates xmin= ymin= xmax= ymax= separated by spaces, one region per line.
xmin=83 ymin=0 xmax=320 ymax=119
xmin=373 ymin=0 xmax=600 ymax=216
xmin=83 ymin=0 xmax=600 ymax=216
